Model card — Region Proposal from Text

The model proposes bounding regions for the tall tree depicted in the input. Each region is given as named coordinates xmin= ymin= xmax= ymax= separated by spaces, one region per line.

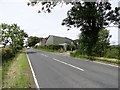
xmin=62 ymin=2 xmax=114 ymax=55
xmin=28 ymin=0 xmax=120 ymax=28
xmin=79 ymin=29 xmax=111 ymax=56
xmin=0 ymin=23 xmax=28 ymax=50
xmin=28 ymin=0 xmax=120 ymax=55
xmin=27 ymin=36 xmax=40 ymax=47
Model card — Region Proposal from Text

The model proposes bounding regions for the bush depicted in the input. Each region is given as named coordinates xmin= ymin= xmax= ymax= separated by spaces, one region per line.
xmin=66 ymin=45 xmax=75 ymax=51
xmin=70 ymin=51 xmax=120 ymax=64
xmin=2 ymin=48 xmax=15 ymax=63
xmin=46 ymin=45 xmax=63 ymax=50
xmin=70 ymin=52 xmax=76 ymax=57
xmin=104 ymin=48 xmax=119 ymax=59
xmin=35 ymin=46 xmax=65 ymax=53
xmin=36 ymin=45 xmax=76 ymax=52
xmin=10 ymin=45 xmax=23 ymax=54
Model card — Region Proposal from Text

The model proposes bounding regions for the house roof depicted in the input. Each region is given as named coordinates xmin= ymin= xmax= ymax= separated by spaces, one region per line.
xmin=46 ymin=35 xmax=75 ymax=45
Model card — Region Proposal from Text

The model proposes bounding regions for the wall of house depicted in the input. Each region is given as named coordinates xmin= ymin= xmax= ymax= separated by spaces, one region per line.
xmin=46 ymin=36 xmax=54 ymax=46
xmin=65 ymin=38 xmax=73 ymax=45
xmin=53 ymin=36 xmax=65 ymax=45
xmin=41 ymin=38 xmax=46 ymax=46
xmin=46 ymin=35 xmax=76 ymax=47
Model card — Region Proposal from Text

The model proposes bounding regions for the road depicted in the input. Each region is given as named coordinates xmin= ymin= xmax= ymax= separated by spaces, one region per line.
xmin=26 ymin=49 xmax=118 ymax=88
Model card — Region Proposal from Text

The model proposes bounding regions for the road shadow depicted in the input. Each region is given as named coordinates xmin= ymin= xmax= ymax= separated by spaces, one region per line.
xmin=27 ymin=51 xmax=37 ymax=54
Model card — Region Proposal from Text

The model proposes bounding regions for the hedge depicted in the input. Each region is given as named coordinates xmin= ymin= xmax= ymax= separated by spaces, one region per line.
xmin=70 ymin=52 xmax=120 ymax=64
xmin=104 ymin=48 xmax=119 ymax=59
xmin=46 ymin=45 xmax=64 ymax=50
xmin=66 ymin=45 xmax=76 ymax=51
xmin=1 ymin=48 xmax=15 ymax=63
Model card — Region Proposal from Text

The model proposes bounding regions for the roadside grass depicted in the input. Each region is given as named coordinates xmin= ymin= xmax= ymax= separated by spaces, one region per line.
xmin=2 ymin=57 xmax=14 ymax=86
xmin=2 ymin=49 xmax=35 ymax=88
xmin=34 ymin=46 xmax=119 ymax=65
xmin=34 ymin=46 xmax=65 ymax=53
xmin=70 ymin=52 xmax=120 ymax=65
xmin=0 ymin=48 xmax=1 ymax=89
xmin=0 ymin=66 xmax=2 ymax=89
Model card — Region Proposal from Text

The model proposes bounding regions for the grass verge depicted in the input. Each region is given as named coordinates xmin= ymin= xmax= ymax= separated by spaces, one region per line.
xmin=0 ymin=49 xmax=1 ymax=89
xmin=70 ymin=52 xmax=120 ymax=65
xmin=34 ymin=47 xmax=65 ymax=53
xmin=2 ymin=57 xmax=14 ymax=86
xmin=2 ymin=49 xmax=35 ymax=88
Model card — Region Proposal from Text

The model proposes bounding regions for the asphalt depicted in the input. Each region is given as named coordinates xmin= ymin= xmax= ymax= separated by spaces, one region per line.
xmin=26 ymin=48 xmax=119 ymax=88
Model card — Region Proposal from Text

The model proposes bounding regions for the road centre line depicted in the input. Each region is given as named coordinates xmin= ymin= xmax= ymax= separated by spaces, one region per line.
xmin=41 ymin=54 xmax=48 ymax=57
xmin=52 ymin=58 xmax=84 ymax=71
xmin=36 ymin=49 xmax=118 ymax=68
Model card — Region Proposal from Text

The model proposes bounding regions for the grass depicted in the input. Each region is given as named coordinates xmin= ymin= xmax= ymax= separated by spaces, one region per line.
xmin=70 ymin=52 xmax=120 ymax=65
xmin=0 ymin=66 xmax=2 ymax=89
xmin=2 ymin=57 xmax=14 ymax=86
xmin=34 ymin=46 xmax=65 ymax=53
xmin=105 ymin=47 xmax=119 ymax=59
xmin=35 ymin=46 xmax=119 ymax=65
xmin=93 ymin=57 xmax=119 ymax=64
xmin=2 ymin=49 xmax=35 ymax=88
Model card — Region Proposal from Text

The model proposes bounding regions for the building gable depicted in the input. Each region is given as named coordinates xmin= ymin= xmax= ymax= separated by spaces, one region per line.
xmin=46 ymin=35 xmax=75 ymax=46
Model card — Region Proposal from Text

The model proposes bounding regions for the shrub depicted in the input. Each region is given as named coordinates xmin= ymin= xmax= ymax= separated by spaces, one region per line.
xmin=104 ymin=48 xmax=119 ymax=59
xmin=70 ymin=52 xmax=76 ymax=57
xmin=66 ymin=45 xmax=75 ymax=51
xmin=2 ymin=48 xmax=15 ymax=63
xmin=46 ymin=45 xmax=63 ymax=50
xmin=10 ymin=45 xmax=23 ymax=54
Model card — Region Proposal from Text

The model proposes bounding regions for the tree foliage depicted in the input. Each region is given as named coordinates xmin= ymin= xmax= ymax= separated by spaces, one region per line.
xmin=28 ymin=0 xmax=72 ymax=13
xmin=92 ymin=29 xmax=111 ymax=56
xmin=28 ymin=0 xmax=120 ymax=56
xmin=27 ymin=36 xmax=40 ymax=47
xmin=79 ymin=29 xmax=111 ymax=56
xmin=62 ymin=2 xmax=115 ymax=55
xmin=0 ymin=23 xmax=28 ymax=51
xmin=28 ymin=0 xmax=120 ymax=28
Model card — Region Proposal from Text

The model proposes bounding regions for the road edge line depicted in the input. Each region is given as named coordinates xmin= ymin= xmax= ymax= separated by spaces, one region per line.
xmin=93 ymin=61 xmax=119 ymax=68
xmin=26 ymin=51 xmax=40 ymax=90
xmin=74 ymin=57 xmax=119 ymax=68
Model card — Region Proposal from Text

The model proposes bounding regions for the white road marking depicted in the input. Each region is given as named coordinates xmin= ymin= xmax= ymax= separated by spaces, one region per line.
xmin=41 ymin=54 xmax=48 ymax=57
xmin=73 ymin=58 xmax=119 ymax=68
xmin=53 ymin=58 xmax=84 ymax=71
xmin=26 ymin=52 xmax=40 ymax=90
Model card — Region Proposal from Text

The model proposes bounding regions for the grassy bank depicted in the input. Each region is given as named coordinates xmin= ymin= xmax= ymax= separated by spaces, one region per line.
xmin=2 ymin=50 xmax=35 ymax=88
xmin=0 ymin=66 xmax=2 ymax=89
xmin=34 ymin=46 xmax=65 ymax=53
xmin=2 ymin=57 xmax=14 ymax=86
xmin=70 ymin=52 xmax=120 ymax=65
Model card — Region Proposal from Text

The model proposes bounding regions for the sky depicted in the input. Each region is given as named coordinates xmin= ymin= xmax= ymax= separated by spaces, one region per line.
xmin=0 ymin=0 xmax=119 ymax=45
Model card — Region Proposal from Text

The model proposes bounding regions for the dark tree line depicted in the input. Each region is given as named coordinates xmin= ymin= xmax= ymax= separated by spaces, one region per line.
xmin=27 ymin=36 xmax=41 ymax=47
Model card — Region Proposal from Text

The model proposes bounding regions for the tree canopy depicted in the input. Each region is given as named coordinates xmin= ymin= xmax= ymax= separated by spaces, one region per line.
xmin=28 ymin=0 xmax=120 ymax=28
xmin=0 ymin=23 xmax=28 ymax=51
xmin=27 ymin=36 xmax=41 ymax=47
xmin=28 ymin=0 xmax=120 ymax=56
xmin=79 ymin=28 xmax=111 ymax=56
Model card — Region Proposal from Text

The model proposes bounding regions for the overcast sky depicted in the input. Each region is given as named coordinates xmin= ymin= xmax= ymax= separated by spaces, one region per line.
xmin=0 ymin=0 xmax=119 ymax=45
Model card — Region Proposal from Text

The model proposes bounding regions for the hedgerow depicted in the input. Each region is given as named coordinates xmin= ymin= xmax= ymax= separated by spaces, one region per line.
xmin=1 ymin=48 xmax=15 ymax=63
